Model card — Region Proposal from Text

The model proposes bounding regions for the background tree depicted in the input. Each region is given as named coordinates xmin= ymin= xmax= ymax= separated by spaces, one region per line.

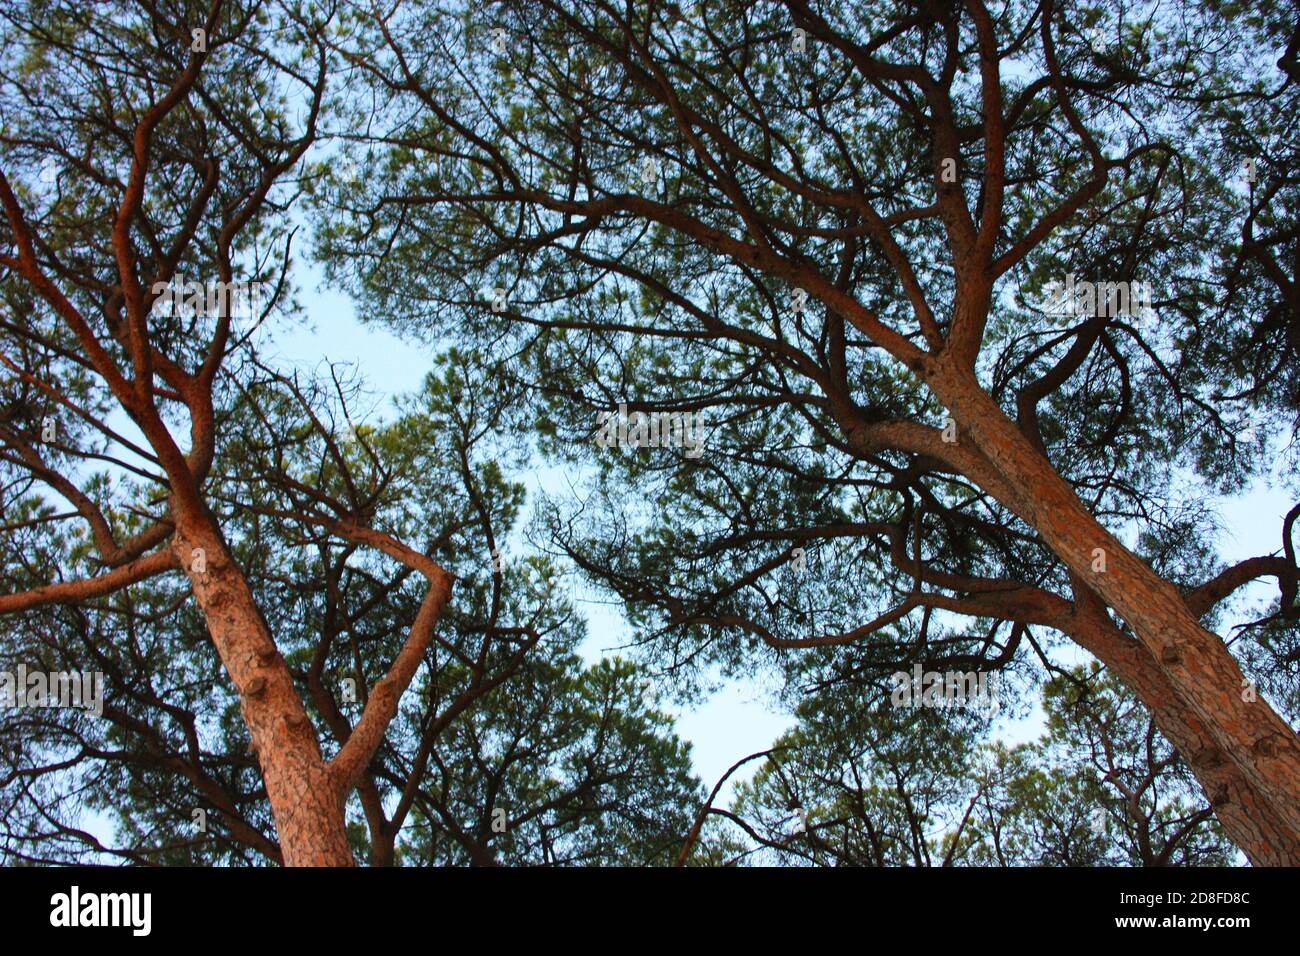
xmin=311 ymin=0 xmax=1300 ymax=863
xmin=399 ymin=654 xmax=700 ymax=865
xmin=711 ymin=662 xmax=1230 ymax=866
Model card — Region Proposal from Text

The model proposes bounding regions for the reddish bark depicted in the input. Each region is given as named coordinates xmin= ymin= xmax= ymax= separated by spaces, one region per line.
xmin=926 ymin=358 xmax=1300 ymax=861
xmin=171 ymin=518 xmax=354 ymax=865
xmin=169 ymin=512 xmax=454 ymax=866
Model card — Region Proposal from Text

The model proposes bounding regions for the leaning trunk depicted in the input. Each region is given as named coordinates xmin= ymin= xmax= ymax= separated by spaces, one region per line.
xmin=932 ymin=362 xmax=1300 ymax=864
xmin=1068 ymin=588 xmax=1300 ymax=863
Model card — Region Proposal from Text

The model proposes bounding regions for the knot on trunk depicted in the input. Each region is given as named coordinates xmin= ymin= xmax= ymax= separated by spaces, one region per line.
xmin=1193 ymin=746 xmax=1225 ymax=769
xmin=246 ymin=676 xmax=267 ymax=698
xmin=1252 ymin=735 xmax=1279 ymax=758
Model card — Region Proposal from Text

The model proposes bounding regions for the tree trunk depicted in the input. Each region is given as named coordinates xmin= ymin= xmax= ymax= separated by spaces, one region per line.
xmin=1068 ymin=588 xmax=1300 ymax=863
xmin=930 ymin=360 xmax=1300 ymax=864
xmin=173 ymin=512 xmax=356 ymax=866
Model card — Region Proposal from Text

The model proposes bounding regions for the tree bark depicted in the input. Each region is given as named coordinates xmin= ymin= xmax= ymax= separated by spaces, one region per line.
xmin=929 ymin=357 xmax=1300 ymax=864
xmin=173 ymin=513 xmax=356 ymax=866
xmin=1068 ymin=586 xmax=1300 ymax=864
